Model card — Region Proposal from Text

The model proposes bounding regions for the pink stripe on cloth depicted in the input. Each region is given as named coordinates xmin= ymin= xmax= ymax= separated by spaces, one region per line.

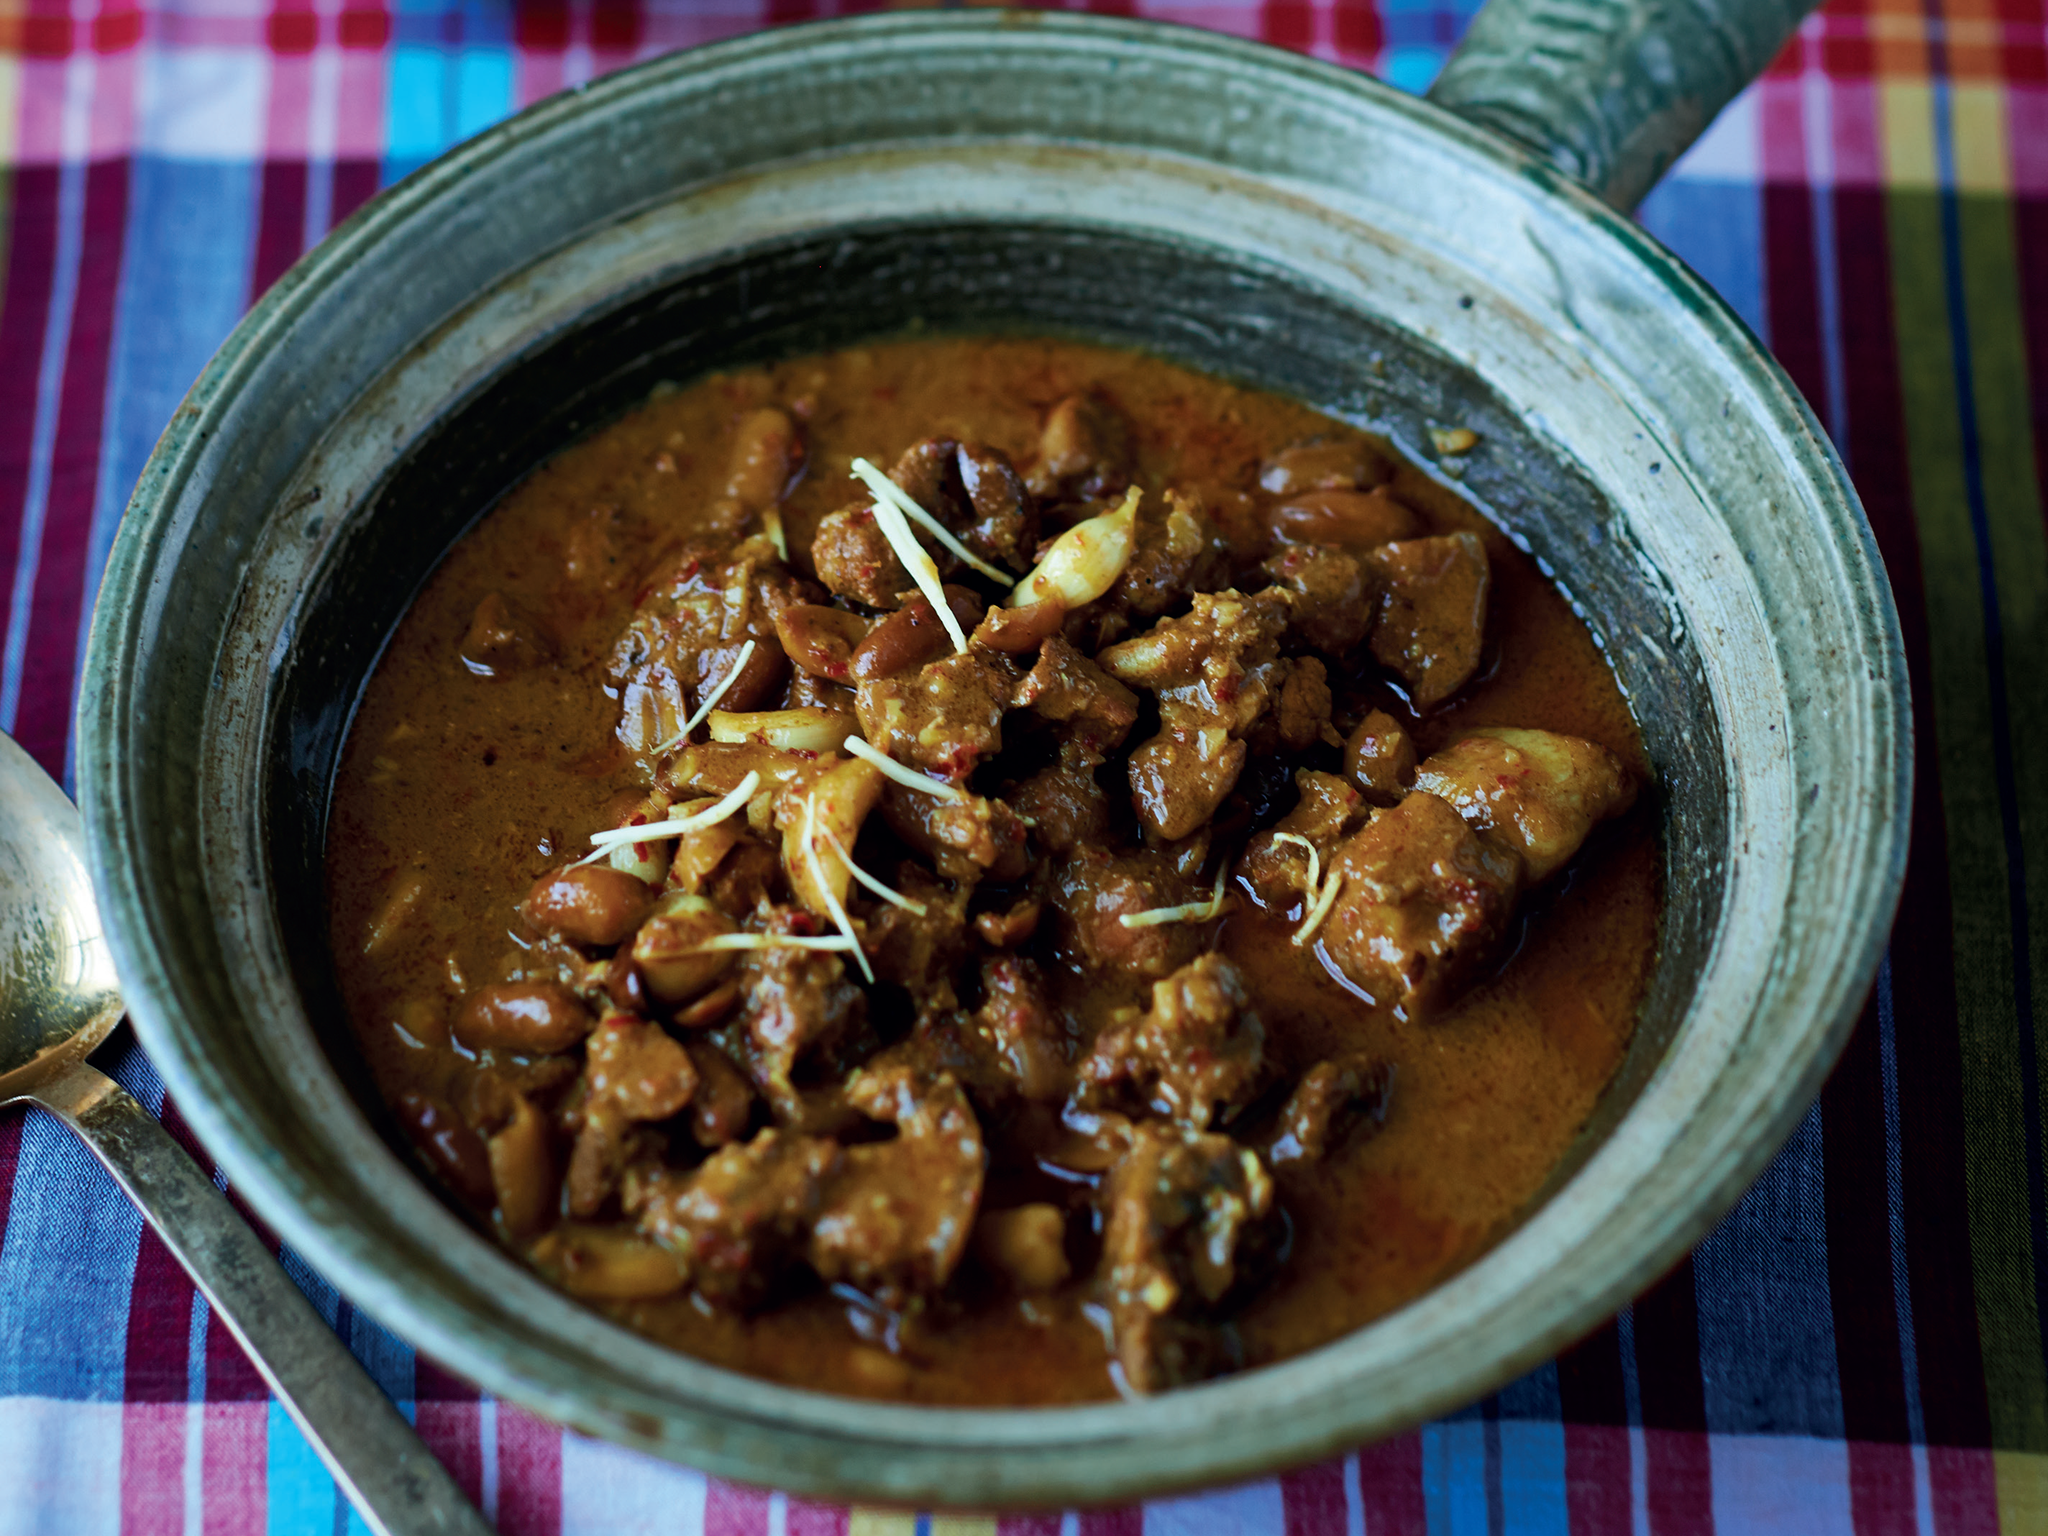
xmin=1926 ymin=1445 xmax=2001 ymax=1536
xmin=119 ymin=1401 xmax=189 ymax=1536
xmin=333 ymin=42 xmax=387 ymax=160
xmin=498 ymin=1403 xmax=564 ymax=1536
xmin=11 ymin=154 xmax=129 ymax=774
xmin=1279 ymin=1459 xmax=1345 ymax=1536
xmin=996 ymin=1514 xmax=1060 ymax=1536
xmin=786 ymin=1492 xmax=849 ymax=1536
xmin=1846 ymin=1439 xmax=1916 ymax=1536
xmin=1761 ymin=75 xmax=1807 ymax=182
xmin=416 ymin=1400 xmax=485 ymax=1508
xmin=703 ymin=1478 xmax=770 ymax=1536
xmin=2010 ymin=84 xmax=2048 ymax=197
xmin=1831 ymin=74 xmax=1885 ymax=189
xmin=15 ymin=54 xmax=82 ymax=167
xmin=200 ymin=1400 xmax=270 ymax=1536
xmin=1563 ymin=1424 xmax=1632 ymax=1536
xmin=1353 ymin=1432 xmax=1424 ymax=1535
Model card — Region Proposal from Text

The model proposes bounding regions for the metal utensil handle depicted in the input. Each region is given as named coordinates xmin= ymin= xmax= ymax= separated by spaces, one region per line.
xmin=1427 ymin=0 xmax=1816 ymax=212
xmin=36 ymin=1060 xmax=495 ymax=1536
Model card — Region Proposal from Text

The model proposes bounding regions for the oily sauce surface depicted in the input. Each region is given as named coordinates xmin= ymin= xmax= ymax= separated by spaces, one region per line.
xmin=327 ymin=337 xmax=1657 ymax=1403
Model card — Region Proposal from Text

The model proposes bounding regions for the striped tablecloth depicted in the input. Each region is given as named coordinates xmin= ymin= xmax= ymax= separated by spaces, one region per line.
xmin=3 ymin=0 xmax=2046 ymax=1530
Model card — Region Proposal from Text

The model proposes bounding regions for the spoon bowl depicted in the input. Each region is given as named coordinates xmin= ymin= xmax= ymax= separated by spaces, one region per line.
xmin=0 ymin=732 xmax=121 ymax=1098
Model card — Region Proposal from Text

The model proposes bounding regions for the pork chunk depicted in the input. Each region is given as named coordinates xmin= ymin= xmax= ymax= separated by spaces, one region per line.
xmin=1411 ymin=728 xmax=1637 ymax=882
xmin=1319 ymin=792 xmax=1523 ymax=1019
xmin=807 ymin=1067 xmax=987 ymax=1306
xmin=1363 ymin=532 xmax=1490 ymax=710
xmin=856 ymin=651 xmax=1015 ymax=780
xmin=1261 ymin=543 xmax=1370 ymax=656
xmin=1013 ymin=635 xmax=1139 ymax=766
xmin=638 ymin=1129 xmax=842 ymax=1305
xmin=1077 ymin=956 xmax=1266 ymax=1130
xmin=1050 ymin=848 xmax=1206 ymax=983
xmin=1099 ymin=1122 xmax=1276 ymax=1393
xmin=1266 ymin=1056 xmax=1393 ymax=1166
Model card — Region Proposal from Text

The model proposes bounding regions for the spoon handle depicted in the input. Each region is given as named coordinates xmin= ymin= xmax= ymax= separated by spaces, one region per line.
xmin=33 ymin=1059 xmax=496 ymax=1536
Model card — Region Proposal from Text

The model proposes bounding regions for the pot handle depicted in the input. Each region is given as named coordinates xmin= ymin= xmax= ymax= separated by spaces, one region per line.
xmin=1425 ymin=0 xmax=1816 ymax=212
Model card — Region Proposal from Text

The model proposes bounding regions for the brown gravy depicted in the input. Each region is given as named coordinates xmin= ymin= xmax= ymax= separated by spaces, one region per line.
xmin=326 ymin=336 xmax=1656 ymax=1404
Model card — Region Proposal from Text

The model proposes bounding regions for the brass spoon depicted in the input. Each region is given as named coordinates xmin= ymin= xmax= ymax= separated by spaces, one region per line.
xmin=0 ymin=730 xmax=492 ymax=1536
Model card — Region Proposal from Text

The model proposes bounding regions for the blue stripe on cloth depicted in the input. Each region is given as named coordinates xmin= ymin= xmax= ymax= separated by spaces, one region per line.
xmin=1142 ymin=1478 xmax=1285 ymax=1536
xmin=1498 ymin=1421 xmax=1568 ymax=1534
xmin=0 ymin=1049 xmax=163 ymax=1399
xmin=266 ymin=1396 xmax=342 ymax=1536
xmin=1419 ymin=1421 xmax=1488 ymax=1534
xmin=67 ymin=155 xmax=259 ymax=789
xmin=1636 ymin=176 xmax=1767 ymax=342
xmin=1691 ymin=1102 xmax=1849 ymax=1438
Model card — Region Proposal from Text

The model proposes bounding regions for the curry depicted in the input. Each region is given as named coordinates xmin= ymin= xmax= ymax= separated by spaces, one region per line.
xmin=326 ymin=336 xmax=1657 ymax=1404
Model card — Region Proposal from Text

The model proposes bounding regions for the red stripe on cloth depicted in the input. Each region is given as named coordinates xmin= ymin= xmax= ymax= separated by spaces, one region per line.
xmin=0 ymin=1115 xmax=24 ymax=1255
xmin=1631 ymin=1260 xmax=1712 ymax=1535
xmin=787 ymin=1494 xmax=850 ymax=1536
xmin=1832 ymin=179 xmax=1996 ymax=1453
xmin=1330 ymin=0 xmax=1383 ymax=67
xmin=1280 ymin=1457 xmax=1345 ymax=1536
xmin=1640 ymin=1430 xmax=1712 ymax=1536
xmin=201 ymin=1400 xmax=268 ymax=1536
xmin=415 ymin=1354 xmax=482 ymax=1403
xmin=496 ymin=1406 xmax=563 ymax=1536
xmin=12 ymin=156 xmax=130 ymax=775
xmin=1557 ymin=1322 xmax=1631 ymax=1534
xmin=252 ymin=159 xmax=309 ymax=301
xmin=1926 ymin=1444 xmax=2001 ymax=1535
xmin=1354 ymin=1432 xmax=1426 ymax=1535
xmin=1076 ymin=1508 xmax=1142 ymax=1536
xmin=331 ymin=159 xmax=382 ymax=228
xmin=1844 ymin=1440 xmax=1916 ymax=1536
xmin=1259 ymin=0 xmax=1315 ymax=49
xmin=704 ymin=1479 xmax=770 ymax=1536
xmin=0 ymin=164 xmax=60 ymax=695
xmin=414 ymin=1401 xmax=484 ymax=1507
xmin=1562 ymin=1426 xmax=1632 ymax=1536
xmin=123 ymin=1218 xmax=199 ymax=1401
xmin=205 ymin=1289 xmax=273 ymax=1402
xmin=120 ymin=1401 xmax=187 ymax=1536
xmin=2016 ymin=193 xmax=2048 ymax=540
xmin=1763 ymin=179 xmax=1836 ymax=427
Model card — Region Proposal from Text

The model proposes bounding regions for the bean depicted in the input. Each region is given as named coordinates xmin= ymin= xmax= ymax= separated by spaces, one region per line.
xmin=723 ymin=407 xmax=803 ymax=510
xmin=696 ymin=634 xmax=786 ymax=713
xmin=971 ymin=599 xmax=1066 ymax=654
xmin=1257 ymin=436 xmax=1392 ymax=496
xmin=455 ymin=981 xmax=595 ymax=1055
xmin=1345 ymin=709 xmax=1416 ymax=805
xmin=851 ymin=586 xmax=986 ymax=680
xmin=396 ymin=1093 xmax=494 ymax=1209
xmin=521 ymin=865 xmax=656 ymax=947
xmin=1273 ymin=487 xmax=1418 ymax=549
xmin=774 ymin=603 xmax=869 ymax=680
xmin=486 ymin=1093 xmax=557 ymax=1242
xmin=631 ymin=892 xmax=738 ymax=1006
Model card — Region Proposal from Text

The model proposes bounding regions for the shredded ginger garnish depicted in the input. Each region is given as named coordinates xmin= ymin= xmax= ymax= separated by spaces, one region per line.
xmin=819 ymin=820 xmax=929 ymax=916
xmin=847 ymin=458 xmax=970 ymax=653
xmin=655 ymin=639 xmax=756 ymax=753
xmin=1120 ymin=865 xmax=1230 ymax=929
xmin=1293 ymin=869 xmax=1345 ymax=948
xmin=802 ymin=793 xmax=875 ymax=982
xmin=843 ymin=736 xmax=966 ymax=800
xmin=568 ymin=770 xmax=760 ymax=869
xmin=694 ymin=932 xmax=862 ymax=953
xmin=1269 ymin=832 xmax=1321 ymax=896
xmin=849 ymin=455 xmax=1010 ymax=584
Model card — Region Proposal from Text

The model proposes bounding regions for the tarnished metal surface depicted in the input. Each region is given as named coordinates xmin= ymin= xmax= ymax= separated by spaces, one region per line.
xmin=0 ymin=731 xmax=120 ymax=1097
xmin=75 ymin=9 xmax=1907 ymax=1507
xmin=1429 ymin=0 xmax=1817 ymax=211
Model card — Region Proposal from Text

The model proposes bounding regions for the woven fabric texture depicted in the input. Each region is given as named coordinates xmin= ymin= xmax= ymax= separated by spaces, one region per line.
xmin=2 ymin=0 xmax=2046 ymax=1530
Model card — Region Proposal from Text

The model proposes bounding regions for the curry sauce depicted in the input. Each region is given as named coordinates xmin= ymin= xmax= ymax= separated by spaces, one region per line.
xmin=327 ymin=336 xmax=1657 ymax=1404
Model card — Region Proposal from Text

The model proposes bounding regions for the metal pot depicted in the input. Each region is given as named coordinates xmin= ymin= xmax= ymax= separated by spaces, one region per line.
xmin=78 ymin=0 xmax=1908 ymax=1506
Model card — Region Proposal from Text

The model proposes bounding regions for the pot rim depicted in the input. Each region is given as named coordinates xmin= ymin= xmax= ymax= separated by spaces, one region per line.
xmin=77 ymin=9 xmax=1911 ymax=1505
